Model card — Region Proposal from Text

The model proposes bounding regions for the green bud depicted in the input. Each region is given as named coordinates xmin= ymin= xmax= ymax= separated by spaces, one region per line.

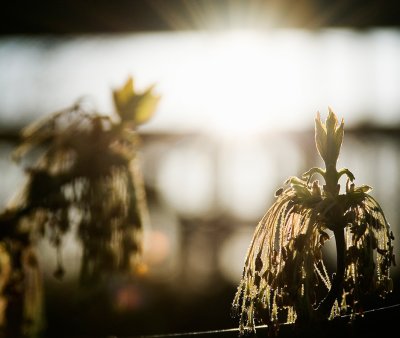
xmin=315 ymin=108 xmax=344 ymax=167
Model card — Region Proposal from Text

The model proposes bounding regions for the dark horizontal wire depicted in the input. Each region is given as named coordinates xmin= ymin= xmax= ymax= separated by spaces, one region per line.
xmin=127 ymin=302 xmax=400 ymax=338
xmin=341 ymin=302 xmax=400 ymax=318
xmin=137 ymin=326 xmax=240 ymax=338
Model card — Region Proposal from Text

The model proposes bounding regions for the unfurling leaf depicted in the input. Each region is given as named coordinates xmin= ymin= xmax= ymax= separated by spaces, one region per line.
xmin=113 ymin=77 xmax=160 ymax=125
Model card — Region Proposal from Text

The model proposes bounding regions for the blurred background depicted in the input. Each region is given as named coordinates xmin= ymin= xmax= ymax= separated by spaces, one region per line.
xmin=1 ymin=0 xmax=400 ymax=337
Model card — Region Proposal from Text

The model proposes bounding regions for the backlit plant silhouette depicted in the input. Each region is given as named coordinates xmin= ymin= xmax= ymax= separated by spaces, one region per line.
xmin=233 ymin=109 xmax=395 ymax=333
xmin=0 ymin=77 xmax=159 ymax=337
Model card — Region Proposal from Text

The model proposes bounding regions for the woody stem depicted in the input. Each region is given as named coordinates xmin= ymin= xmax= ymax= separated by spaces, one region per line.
xmin=315 ymin=159 xmax=346 ymax=317
xmin=316 ymin=223 xmax=345 ymax=317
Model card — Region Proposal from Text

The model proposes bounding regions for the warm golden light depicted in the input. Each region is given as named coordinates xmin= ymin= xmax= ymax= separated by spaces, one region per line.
xmin=1 ymin=30 xmax=400 ymax=135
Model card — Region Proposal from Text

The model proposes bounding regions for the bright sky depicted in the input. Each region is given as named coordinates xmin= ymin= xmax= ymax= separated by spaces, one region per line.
xmin=0 ymin=29 xmax=400 ymax=134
